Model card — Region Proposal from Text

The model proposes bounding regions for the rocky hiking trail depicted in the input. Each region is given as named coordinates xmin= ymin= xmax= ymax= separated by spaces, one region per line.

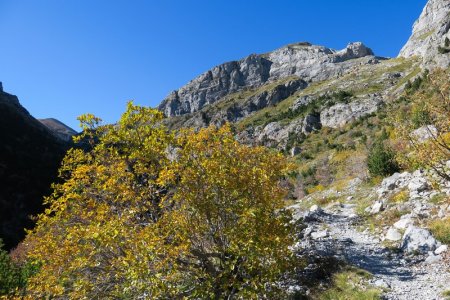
xmin=293 ymin=201 xmax=450 ymax=300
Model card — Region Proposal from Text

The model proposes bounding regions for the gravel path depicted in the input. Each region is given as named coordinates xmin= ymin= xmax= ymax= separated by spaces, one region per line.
xmin=298 ymin=203 xmax=450 ymax=300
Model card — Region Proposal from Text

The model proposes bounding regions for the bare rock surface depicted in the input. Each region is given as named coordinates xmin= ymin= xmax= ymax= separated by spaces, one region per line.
xmin=159 ymin=42 xmax=375 ymax=117
xmin=292 ymin=200 xmax=450 ymax=300
xmin=320 ymin=94 xmax=383 ymax=129
xmin=399 ymin=0 xmax=450 ymax=68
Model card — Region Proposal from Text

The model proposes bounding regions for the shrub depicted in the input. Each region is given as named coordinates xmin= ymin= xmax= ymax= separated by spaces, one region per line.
xmin=393 ymin=69 xmax=450 ymax=183
xmin=367 ymin=140 xmax=399 ymax=177
xmin=22 ymin=104 xmax=297 ymax=299
xmin=0 ymin=240 xmax=37 ymax=297
xmin=390 ymin=189 xmax=409 ymax=203
xmin=429 ymin=218 xmax=450 ymax=244
xmin=438 ymin=46 xmax=450 ymax=54
xmin=411 ymin=103 xmax=432 ymax=128
xmin=318 ymin=267 xmax=381 ymax=300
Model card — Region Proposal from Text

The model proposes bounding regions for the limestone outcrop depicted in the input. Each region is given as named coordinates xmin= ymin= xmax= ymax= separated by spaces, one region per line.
xmin=399 ymin=0 xmax=450 ymax=68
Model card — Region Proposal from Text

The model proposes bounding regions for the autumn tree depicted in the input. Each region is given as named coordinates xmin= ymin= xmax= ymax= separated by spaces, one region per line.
xmin=19 ymin=103 xmax=296 ymax=299
xmin=393 ymin=69 xmax=450 ymax=182
xmin=157 ymin=125 xmax=295 ymax=298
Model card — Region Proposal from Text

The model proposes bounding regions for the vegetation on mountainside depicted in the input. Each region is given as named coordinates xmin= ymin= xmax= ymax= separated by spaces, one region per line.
xmin=0 ymin=239 xmax=37 ymax=297
xmin=392 ymin=69 xmax=450 ymax=182
xmin=14 ymin=103 xmax=296 ymax=299
xmin=317 ymin=267 xmax=381 ymax=300
xmin=428 ymin=218 xmax=450 ymax=244
xmin=367 ymin=139 xmax=399 ymax=177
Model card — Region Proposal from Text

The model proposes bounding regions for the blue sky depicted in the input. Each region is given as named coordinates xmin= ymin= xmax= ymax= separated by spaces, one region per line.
xmin=0 ymin=0 xmax=427 ymax=130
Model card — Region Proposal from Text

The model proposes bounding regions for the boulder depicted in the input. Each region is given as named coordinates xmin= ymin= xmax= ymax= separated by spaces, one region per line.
xmin=310 ymin=204 xmax=323 ymax=213
xmin=370 ymin=201 xmax=384 ymax=214
xmin=408 ymin=176 xmax=430 ymax=194
xmin=386 ymin=227 xmax=402 ymax=241
xmin=393 ymin=218 xmax=414 ymax=230
xmin=424 ymin=253 xmax=442 ymax=264
xmin=290 ymin=146 xmax=301 ymax=157
xmin=401 ymin=226 xmax=439 ymax=254
xmin=377 ymin=172 xmax=413 ymax=197
xmin=434 ymin=245 xmax=448 ymax=255
xmin=311 ymin=229 xmax=328 ymax=240
xmin=412 ymin=125 xmax=438 ymax=143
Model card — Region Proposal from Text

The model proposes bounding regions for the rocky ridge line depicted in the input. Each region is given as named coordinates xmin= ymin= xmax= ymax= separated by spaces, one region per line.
xmin=158 ymin=42 xmax=374 ymax=117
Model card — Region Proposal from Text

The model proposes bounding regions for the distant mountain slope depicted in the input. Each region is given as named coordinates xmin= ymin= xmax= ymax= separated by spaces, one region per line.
xmin=0 ymin=85 xmax=69 ymax=250
xmin=158 ymin=42 xmax=374 ymax=117
xmin=39 ymin=118 xmax=77 ymax=142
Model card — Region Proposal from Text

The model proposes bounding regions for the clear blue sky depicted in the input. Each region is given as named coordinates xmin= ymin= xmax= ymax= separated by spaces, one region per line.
xmin=0 ymin=0 xmax=427 ymax=130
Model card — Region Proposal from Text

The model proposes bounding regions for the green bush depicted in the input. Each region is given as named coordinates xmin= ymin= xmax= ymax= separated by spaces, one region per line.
xmin=0 ymin=240 xmax=37 ymax=296
xmin=438 ymin=46 xmax=450 ymax=54
xmin=367 ymin=141 xmax=399 ymax=177
xmin=411 ymin=104 xmax=432 ymax=128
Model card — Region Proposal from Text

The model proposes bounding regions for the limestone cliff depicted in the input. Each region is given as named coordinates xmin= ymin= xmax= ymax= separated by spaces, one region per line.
xmin=399 ymin=0 xmax=450 ymax=68
xmin=159 ymin=42 xmax=374 ymax=117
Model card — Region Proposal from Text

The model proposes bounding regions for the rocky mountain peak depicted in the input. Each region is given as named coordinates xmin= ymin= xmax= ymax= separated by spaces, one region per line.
xmin=158 ymin=42 xmax=375 ymax=117
xmin=39 ymin=118 xmax=77 ymax=142
xmin=399 ymin=0 xmax=450 ymax=68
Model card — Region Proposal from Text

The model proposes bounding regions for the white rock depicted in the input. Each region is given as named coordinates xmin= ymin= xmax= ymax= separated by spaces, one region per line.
xmin=393 ymin=218 xmax=414 ymax=230
xmin=320 ymin=96 xmax=382 ymax=129
xmin=424 ymin=253 xmax=442 ymax=264
xmin=386 ymin=227 xmax=402 ymax=241
xmin=347 ymin=213 xmax=358 ymax=219
xmin=401 ymin=226 xmax=438 ymax=254
xmin=408 ymin=177 xmax=429 ymax=194
xmin=311 ymin=230 xmax=328 ymax=240
xmin=370 ymin=201 xmax=383 ymax=214
xmin=434 ymin=245 xmax=448 ymax=255
xmin=303 ymin=227 xmax=313 ymax=237
xmin=373 ymin=279 xmax=390 ymax=288
xmin=310 ymin=204 xmax=322 ymax=213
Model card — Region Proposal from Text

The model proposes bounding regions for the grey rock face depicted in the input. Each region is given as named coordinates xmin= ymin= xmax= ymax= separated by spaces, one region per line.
xmin=399 ymin=0 xmax=450 ymax=68
xmin=159 ymin=42 xmax=375 ymax=117
xmin=377 ymin=172 xmax=413 ymax=198
xmin=160 ymin=55 xmax=272 ymax=117
xmin=39 ymin=118 xmax=77 ymax=142
xmin=401 ymin=226 xmax=438 ymax=254
xmin=319 ymin=94 xmax=383 ymax=129
xmin=248 ymin=113 xmax=321 ymax=149
xmin=176 ymin=78 xmax=307 ymax=129
xmin=412 ymin=125 xmax=438 ymax=143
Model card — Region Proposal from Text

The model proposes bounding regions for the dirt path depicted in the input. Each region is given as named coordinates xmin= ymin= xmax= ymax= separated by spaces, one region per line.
xmin=297 ymin=202 xmax=450 ymax=300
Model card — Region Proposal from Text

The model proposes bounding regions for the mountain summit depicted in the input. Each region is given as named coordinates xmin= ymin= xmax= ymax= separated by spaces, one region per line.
xmin=158 ymin=42 xmax=374 ymax=118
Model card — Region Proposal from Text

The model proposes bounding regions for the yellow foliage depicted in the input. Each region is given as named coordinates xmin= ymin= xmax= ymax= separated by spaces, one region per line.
xmin=390 ymin=189 xmax=409 ymax=203
xmin=307 ymin=184 xmax=325 ymax=194
xmin=18 ymin=104 xmax=296 ymax=299
xmin=393 ymin=69 xmax=450 ymax=183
